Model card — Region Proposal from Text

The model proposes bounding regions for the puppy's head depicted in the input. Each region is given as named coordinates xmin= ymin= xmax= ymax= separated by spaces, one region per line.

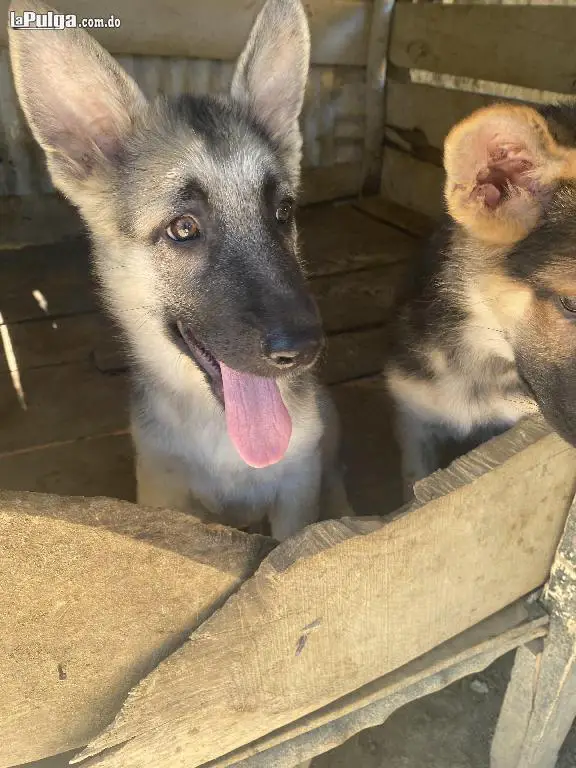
xmin=444 ymin=103 xmax=576 ymax=445
xmin=9 ymin=0 xmax=322 ymax=467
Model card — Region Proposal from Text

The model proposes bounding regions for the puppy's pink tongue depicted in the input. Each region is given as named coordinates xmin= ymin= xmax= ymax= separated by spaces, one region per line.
xmin=219 ymin=362 xmax=292 ymax=468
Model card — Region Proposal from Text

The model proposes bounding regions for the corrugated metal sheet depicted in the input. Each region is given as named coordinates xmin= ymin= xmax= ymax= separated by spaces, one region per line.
xmin=0 ymin=49 xmax=366 ymax=196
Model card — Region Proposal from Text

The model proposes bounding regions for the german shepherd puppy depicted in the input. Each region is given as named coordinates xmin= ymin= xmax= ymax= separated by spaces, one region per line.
xmin=9 ymin=0 xmax=350 ymax=539
xmin=386 ymin=102 xmax=576 ymax=497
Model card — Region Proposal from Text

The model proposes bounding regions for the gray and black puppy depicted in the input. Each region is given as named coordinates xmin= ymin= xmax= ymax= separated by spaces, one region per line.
xmin=386 ymin=103 xmax=576 ymax=497
xmin=9 ymin=0 xmax=350 ymax=539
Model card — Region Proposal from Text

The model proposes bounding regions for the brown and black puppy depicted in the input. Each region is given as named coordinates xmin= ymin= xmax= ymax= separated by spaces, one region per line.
xmin=386 ymin=102 xmax=576 ymax=496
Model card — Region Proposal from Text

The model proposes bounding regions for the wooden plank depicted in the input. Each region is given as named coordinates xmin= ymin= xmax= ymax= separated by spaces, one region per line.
xmin=299 ymin=163 xmax=363 ymax=205
xmin=0 ymin=312 xmax=113 ymax=373
xmin=389 ymin=4 xmax=576 ymax=94
xmin=0 ymin=432 xmax=135 ymax=500
xmin=0 ymin=375 xmax=399 ymax=519
xmin=314 ymin=263 xmax=409 ymax=334
xmin=0 ymin=236 xmax=94 ymax=322
xmin=74 ymin=417 xmax=576 ymax=768
xmin=0 ymin=489 xmax=273 ymax=766
xmin=491 ymin=639 xmax=546 ymax=768
xmin=300 ymin=203 xmax=417 ymax=276
xmin=354 ymin=195 xmax=434 ymax=238
xmin=0 ymin=194 xmax=85 ymax=251
xmin=491 ymin=494 xmax=576 ymax=768
xmin=91 ymin=323 xmax=391 ymax=385
xmin=361 ymin=0 xmax=395 ymax=193
xmin=386 ymin=81 xmax=496 ymax=154
xmin=380 ymin=147 xmax=444 ymax=220
xmin=325 ymin=325 xmax=390 ymax=383
xmin=0 ymin=361 xmax=128 ymax=454
xmin=1 ymin=297 xmax=394 ymax=375
xmin=0 ymin=0 xmax=371 ymax=66
xmin=206 ymin=600 xmax=548 ymax=767
xmin=330 ymin=377 xmax=402 ymax=517
xmin=0 ymin=201 xmax=414 ymax=322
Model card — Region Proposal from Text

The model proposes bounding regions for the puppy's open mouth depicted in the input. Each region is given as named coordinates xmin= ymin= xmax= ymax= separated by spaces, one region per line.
xmin=173 ymin=321 xmax=224 ymax=403
xmin=171 ymin=321 xmax=292 ymax=469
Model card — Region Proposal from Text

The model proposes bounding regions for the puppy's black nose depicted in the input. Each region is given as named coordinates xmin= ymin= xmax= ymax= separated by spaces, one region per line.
xmin=263 ymin=331 xmax=323 ymax=369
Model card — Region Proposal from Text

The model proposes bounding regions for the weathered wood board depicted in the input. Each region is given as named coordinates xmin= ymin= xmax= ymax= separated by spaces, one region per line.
xmin=0 ymin=490 xmax=273 ymax=766
xmin=1 ymin=265 xmax=406 ymax=374
xmin=389 ymin=4 xmax=576 ymax=94
xmin=74 ymin=417 xmax=576 ymax=768
xmin=0 ymin=194 xmax=86 ymax=252
xmin=207 ymin=599 xmax=548 ymax=767
xmin=0 ymin=236 xmax=94 ymax=323
xmin=299 ymin=203 xmax=417 ymax=276
xmin=386 ymin=81 xmax=496 ymax=156
xmin=0 ymin=360 xmax=128 ymax=454
xmin=0 ymin=0 xmax=371 ymax=66
xmin=380 ymin=147 xmax=444 ymax=220
xmin=353 ymin=195 xmax=433 ymax=239
xmin=0 ymin=432 xmax=135 ymax=499
xmin=492 ymin=495 xmax=576 ymax=768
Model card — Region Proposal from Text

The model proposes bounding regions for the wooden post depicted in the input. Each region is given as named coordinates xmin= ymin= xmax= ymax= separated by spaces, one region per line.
xmin=491 ymin=491 xmax=576 ymax=768
xmin=362 ymin=0 xmax=396 ymax=195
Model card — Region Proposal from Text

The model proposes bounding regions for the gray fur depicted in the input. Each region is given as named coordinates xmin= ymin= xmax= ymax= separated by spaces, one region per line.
xmin=9 ymin=0 xmax=350 ymax=539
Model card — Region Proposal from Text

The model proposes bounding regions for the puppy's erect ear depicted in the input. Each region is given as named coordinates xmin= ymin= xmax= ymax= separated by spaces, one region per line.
xmin=8 ymin=0 xmax=146 ymax=188
xmin=444 ymin=104 xmax=576 ymax=245
xmin=231 ymin=0 xmax=310 ymax=175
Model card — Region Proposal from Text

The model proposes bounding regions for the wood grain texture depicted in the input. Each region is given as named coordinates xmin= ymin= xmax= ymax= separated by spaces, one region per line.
xmin=353 ymin=195 xmax=434 ymax=238
xmin=0 ymin=361 xmax=128 ymax=453
xmin=389 ymin=4 xmax=576 ymax=94
xmin=300 ymin=203 xmax=417 ymax=276
xmin=205 ymin=600 xmax=548 ymax=767
xmin=492 ymin=494 xmax=576 ymax=768
xmin=0 ymin=490 xmax=273 ymax=766
xmin=386 ymin=81 xmax=496 ymax=154
xmin=74 ymin=417 xmax=576 ymax=768
xmin=0 ymin=194 xmax=85 ymax=251
xmin=491 ymin=639 xmax=545 ymax=768
xmin=380 ymin=147 xmax=444 ymax=219
xmin=0 ymin=432 xmax=135 ymax=499
xmin=362 ymin=0 xmax=396 ymax=193
xmin=0 ymin=0 xmax=371 ymax=66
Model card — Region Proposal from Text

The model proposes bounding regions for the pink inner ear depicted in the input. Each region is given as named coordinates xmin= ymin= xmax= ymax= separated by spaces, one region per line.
xmin=473 ymin=141 xmax=535 ymax=209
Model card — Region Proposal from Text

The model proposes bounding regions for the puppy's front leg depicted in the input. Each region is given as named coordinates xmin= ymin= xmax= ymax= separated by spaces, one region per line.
xmin=135 ymin=450 xmax=192 ymax=512
xmin=320 ymin=466 xmax=353 ymax=521
xmin=269 ymin=455 xmax=322 ymax=542
xmin=395 ymin=408 xmax=443 ymax=501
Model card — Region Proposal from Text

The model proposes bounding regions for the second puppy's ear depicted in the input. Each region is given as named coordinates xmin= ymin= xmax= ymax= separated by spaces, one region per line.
xmin=444 ymin=104 xmax=576 ymax=245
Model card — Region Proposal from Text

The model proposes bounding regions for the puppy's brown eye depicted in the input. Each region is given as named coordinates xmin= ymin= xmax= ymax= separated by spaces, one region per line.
xmin=276 ymin=201 xmax=293 ymax=223
xmin=559 ymin=296 xmax=576 ymax=315
xmin=166 ymin=215 xmax=201 ymax=242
